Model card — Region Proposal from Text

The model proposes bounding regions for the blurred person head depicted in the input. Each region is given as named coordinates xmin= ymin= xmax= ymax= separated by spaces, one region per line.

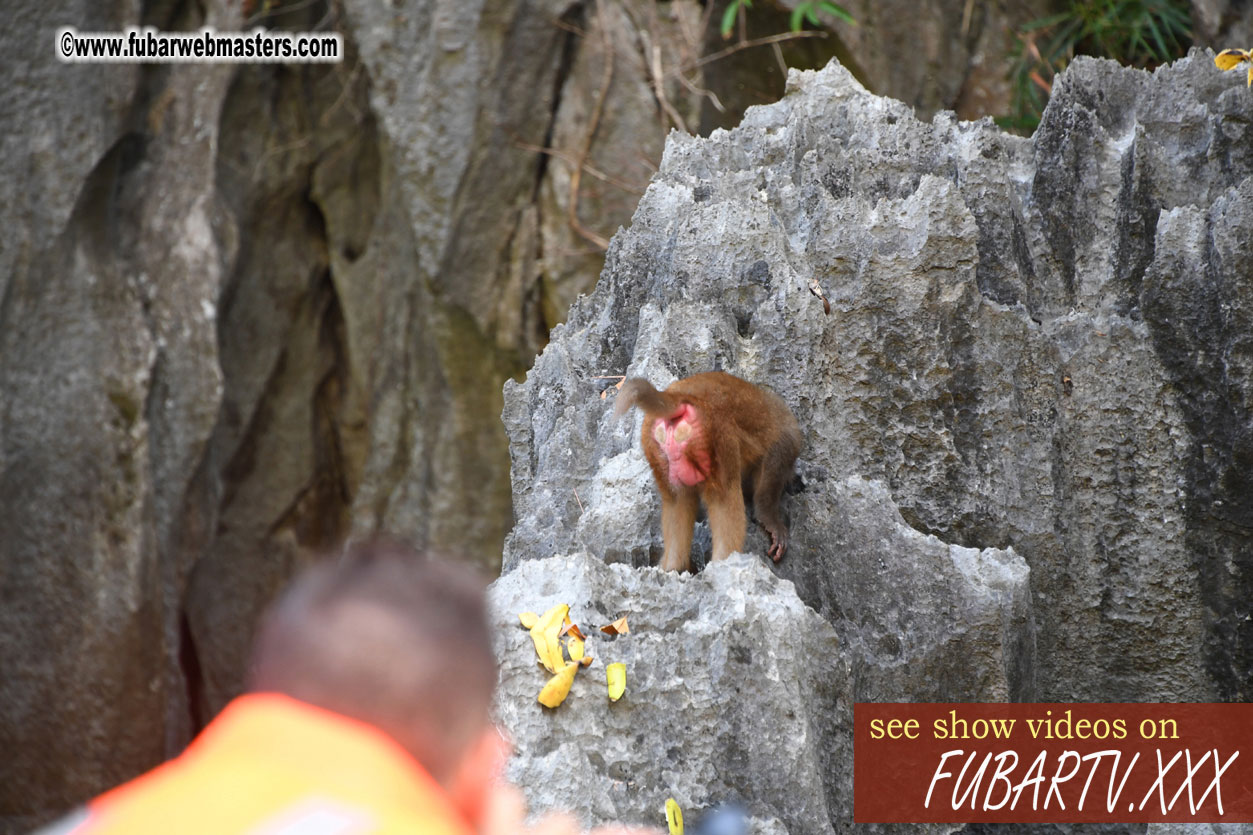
xmin=246 ymin=538 xmax=505 ymax=826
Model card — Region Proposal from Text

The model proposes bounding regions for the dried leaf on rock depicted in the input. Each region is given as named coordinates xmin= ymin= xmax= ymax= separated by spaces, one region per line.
xmin=595 ymin=376 xmax=626 ymax=400
xmin=563 ymin=614 xmax=587 ymax=641
xmin=600 ymin=616 xmax=630 ymax=635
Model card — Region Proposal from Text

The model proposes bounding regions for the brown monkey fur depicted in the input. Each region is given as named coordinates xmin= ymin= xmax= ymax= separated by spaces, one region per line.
xmin=614 ymin=371 xmax=802 ymax=572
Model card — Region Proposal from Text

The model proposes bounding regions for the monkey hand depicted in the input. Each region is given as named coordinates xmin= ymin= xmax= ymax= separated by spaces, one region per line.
xmin=766 ymin=529 xmax=788 ymax=563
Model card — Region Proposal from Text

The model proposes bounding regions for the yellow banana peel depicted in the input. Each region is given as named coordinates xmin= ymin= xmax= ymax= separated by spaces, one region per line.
xmin=607 ymin=662 xmax=626 ymax=702
xmin=1213 ymin=48 xmax=1253 ymax=85
xmin=665 ymin=798 xmax=683 ymax=835
xmin=537 ymin=661 xmax=580 ymax=708
xmin=1214 ymin=48 xmax=1250 ymax=71
xmin=528 ymin=604 xmax=568 ymax=673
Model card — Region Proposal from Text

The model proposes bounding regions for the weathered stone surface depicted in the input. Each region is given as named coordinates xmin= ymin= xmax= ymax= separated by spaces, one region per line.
xmin=504 ymin=51 xmax=1253 ymax=717
xmin=0 ymin=0 xmax=237 ymax=828
xmin=6 ymin=0 xmax=1253 ymax=828
xmin=0 ymin=1 xmax=732 ymax=826
xmin=1146 ymin=824 xmax=1253 ymax=835
xmin=490 ymin=552 xmax=852 ymax=834
xmin=336 ymin=0 xmax=573 ymax=566
xmin=492 ymin=495 xmax=1029 ymax=831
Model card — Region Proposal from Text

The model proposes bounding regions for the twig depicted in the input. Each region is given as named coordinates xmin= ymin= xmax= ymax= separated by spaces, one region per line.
xmin=547 ymin=13 xmax=588 ymax=38
xmin=544 ymin=243 xmax=614 ymax=258
xmin=252 ymin=133 xmax=315 ymax=181
xmin=621 ymin=4 xmax=685 ymax=131
xmin=244 ymin=0 xmax=329 ymax=27
xmin=771 ymin=41 xmax=788 ymax=78
xmin=513 ymin=137 xmax=644 ymax=194
xmin=674 ymin=0 xmax=711 ymax=56
xmin=568 ymin=0 xmax=615 ymax=252
xmin=676 ymin=69 xmax=725 ymax=113
xmin=650 ymin=41 xmax=690 ymax=133
xmin=672 ymin=30 xmax=828 ymax=77
xmin=319 ymin=59 xmax=364 ymax=129
xmin=573 ymin=489 xmax=585 ymax=513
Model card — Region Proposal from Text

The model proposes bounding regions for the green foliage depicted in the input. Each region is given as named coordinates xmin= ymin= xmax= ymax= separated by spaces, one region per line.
xmin=789 ymin=1 xmax=856 ymax=32
xmin=720 ymin=0 xmax=855 ymax=39
xmin=720 ymin=0 xmax=751 ymax=39
xmin=1002 ymin=0 xmax=1191 ymax=132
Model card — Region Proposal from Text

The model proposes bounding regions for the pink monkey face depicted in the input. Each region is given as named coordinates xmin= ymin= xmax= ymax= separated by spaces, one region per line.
xmin=651 ymin=404 xmax=707 ymax=487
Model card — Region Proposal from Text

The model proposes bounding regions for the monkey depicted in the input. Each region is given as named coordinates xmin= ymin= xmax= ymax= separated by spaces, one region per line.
xmin=613 ymin=371 xmax=802 ymax=572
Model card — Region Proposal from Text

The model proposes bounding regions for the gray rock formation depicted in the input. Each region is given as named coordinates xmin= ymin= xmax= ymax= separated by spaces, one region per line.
xmin=492 ymin=495 xmax=1029 ymax=831
xmin=4 ymin=0 xmax=1252 ymax=828
xmin=1 ymin=1 xmax=239 ymax=827
xmin=1 ymin=0 xmax=712 ymax=827
xmin=490 ymin=552 xmax=853 ymax=834
xmin=504 ymin=48 xmax=1253 ymax=723
xmin=1147 ymin=825 xmax=1253 ymax=835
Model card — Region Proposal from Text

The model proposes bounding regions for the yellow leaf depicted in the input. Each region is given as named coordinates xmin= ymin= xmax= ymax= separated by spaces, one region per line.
xmin=537 ymin=661 xmax=580 ymax=708
xmin=665 ymin=798 xmax=683 ymax=835
xmin=528 ymin=604 xmax=569 ymax=673
xmin=567 ymin=636 xmax=585 ymax=662
xmin=600 ymin=616 xmax=630 ymax=635
xmin=1214 ymin=48 xmax=1250 ymax=71
xmin=518 ymin=612 xmax=539 ymax=629
xmin=607 ymin=662 xmax=626 ymax=702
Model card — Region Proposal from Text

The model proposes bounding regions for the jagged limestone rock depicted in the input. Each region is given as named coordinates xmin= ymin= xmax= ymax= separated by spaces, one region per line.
xmin=491 ymin=496 xmax=1028 ymax=831
xmin=504 ymin=52 xmax=1253 ymax=717
xmin=490 ymin=552 xmax=853 ymax=834
xmin=0 ymin=2 xmax=726 ymax=827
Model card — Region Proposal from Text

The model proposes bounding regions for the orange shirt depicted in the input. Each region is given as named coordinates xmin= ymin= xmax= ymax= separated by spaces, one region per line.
xmin=72 ymin=693 xmax=473 ymax=835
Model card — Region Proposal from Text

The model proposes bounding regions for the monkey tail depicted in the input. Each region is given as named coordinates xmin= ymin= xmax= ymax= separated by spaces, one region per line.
xmin=613 ymin=377 xmax=679 ymax=418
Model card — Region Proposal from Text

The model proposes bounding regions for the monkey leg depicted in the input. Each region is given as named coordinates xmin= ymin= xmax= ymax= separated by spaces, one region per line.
xmin=659 ymin=488 xmax=700 ymax=572
xmin=707 ymin=485 xmax=747 ymax=562
xmin=752 ymin=440 xmax=798 ymax=562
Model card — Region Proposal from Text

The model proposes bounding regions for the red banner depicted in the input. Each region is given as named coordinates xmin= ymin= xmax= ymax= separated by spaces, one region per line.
xmin=854 ymin=704 xmax=1253 ymax=823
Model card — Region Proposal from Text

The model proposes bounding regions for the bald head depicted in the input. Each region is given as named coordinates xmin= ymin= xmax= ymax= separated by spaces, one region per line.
xmin=247 ymin=540 xmax=496 ymax=782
